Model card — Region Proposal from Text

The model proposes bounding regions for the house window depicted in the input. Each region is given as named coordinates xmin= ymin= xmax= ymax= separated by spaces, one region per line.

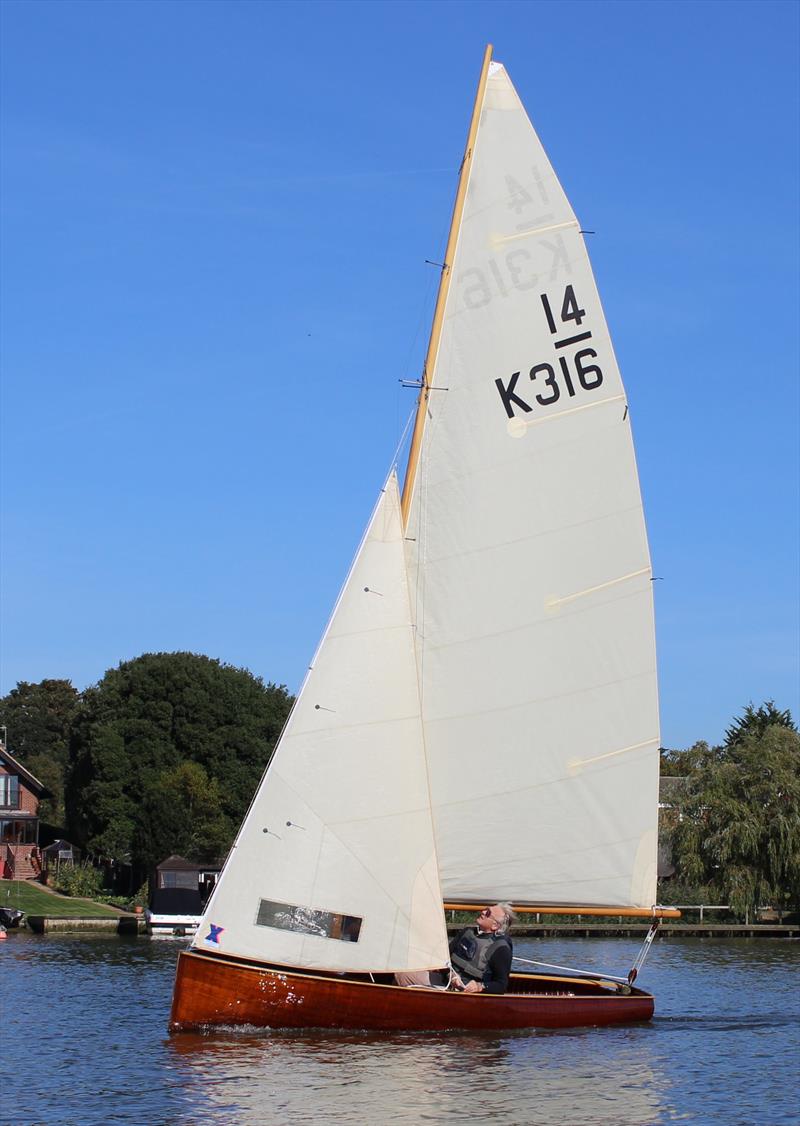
xmin=0 ymin=776 xmax=20 ymax=808
xmin=0 ymin=819 xmax=35 ymax=843
xmin=256 ymin=899 xmax=362 ymax=942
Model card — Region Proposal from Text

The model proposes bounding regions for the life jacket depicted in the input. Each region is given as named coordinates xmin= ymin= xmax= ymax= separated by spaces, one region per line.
xmin=450 ymin=927 xmax=512 ymax=984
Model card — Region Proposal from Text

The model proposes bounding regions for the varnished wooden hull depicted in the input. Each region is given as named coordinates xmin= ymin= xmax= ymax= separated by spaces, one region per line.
xmin=169 ymin=949 xmax=654 ymax=1032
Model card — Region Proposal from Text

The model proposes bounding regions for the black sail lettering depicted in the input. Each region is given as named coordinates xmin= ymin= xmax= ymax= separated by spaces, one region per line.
xmin=495 ymin=372 xmax=533 ymax=419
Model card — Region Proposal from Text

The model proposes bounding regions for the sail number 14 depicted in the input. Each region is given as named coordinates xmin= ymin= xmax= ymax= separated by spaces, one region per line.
xmin=494 ymin=285 xmax=604 ymax=419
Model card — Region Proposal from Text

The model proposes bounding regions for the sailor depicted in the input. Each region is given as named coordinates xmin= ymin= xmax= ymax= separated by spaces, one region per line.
xmin=449 ymin=903 xmax=517 ymax=994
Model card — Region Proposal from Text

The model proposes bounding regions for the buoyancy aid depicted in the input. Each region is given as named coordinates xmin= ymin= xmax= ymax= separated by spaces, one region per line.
xmin=450 ymin=928 xmax=512 ymax=984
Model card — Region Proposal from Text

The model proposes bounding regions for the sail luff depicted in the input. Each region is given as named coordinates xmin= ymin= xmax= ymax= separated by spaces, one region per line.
xmin=400 ymin=43 xmax=493 ymax=526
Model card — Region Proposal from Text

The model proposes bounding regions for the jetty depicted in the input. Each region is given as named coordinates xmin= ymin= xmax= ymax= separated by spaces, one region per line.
xmin=25 ymin=914 xmax=145 ymax=935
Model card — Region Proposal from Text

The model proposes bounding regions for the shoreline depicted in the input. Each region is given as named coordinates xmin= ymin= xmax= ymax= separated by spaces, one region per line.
xmin=9 ymin=918 xmax=798 ymax=937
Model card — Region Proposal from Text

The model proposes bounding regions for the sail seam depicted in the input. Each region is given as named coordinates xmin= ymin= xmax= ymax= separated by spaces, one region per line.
xmin=438 ymin=779 xmax=656 ymax=817
xmin=414 ymin=391 xmax=633 ymax=499
xmin=419 ymin=667 xmax=655 ymax=728
xmin=417 ymin=501 xmax=647 ymax=569
xmin=289 ymin=712 xmax=428 ymax=735
xmin=419 ymin=585 xmax=654 ymax=657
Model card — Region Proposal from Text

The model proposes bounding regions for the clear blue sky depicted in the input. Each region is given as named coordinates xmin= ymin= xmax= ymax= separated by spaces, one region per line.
xmin=1 ymin=0 xmax=798 ymax=749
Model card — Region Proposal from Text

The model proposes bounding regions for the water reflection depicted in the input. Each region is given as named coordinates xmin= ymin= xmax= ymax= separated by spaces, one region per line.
xmin=166 ymin=1025 xmax=667 ymax=1125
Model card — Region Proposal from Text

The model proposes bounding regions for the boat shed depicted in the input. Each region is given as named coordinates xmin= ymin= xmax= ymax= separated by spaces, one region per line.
xmin=151 ymin=855 xmax=220 ymax=915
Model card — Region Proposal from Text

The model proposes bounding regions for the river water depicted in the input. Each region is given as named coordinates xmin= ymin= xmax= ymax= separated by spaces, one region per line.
xmin=3 ymin=932 xmax=798 ymax=1125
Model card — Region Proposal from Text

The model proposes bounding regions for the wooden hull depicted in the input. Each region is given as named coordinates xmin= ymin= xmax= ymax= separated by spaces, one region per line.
xmin=169 ymin=950 xmax=654 ymax=1032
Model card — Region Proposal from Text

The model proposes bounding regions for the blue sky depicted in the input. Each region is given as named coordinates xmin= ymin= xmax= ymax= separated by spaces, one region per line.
xmin=1 ymin=0 xmax=797 ymax=749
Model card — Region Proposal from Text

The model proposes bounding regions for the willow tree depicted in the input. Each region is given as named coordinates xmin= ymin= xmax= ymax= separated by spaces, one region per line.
xmin=671 ymin=705 xmax=800 ymax=919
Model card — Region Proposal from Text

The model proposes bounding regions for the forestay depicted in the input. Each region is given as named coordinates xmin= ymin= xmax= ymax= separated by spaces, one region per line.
xmin=404 ymin=61 xmax=660 ymax=909
xmin=194 ymin=474 xmax=449 ymax=972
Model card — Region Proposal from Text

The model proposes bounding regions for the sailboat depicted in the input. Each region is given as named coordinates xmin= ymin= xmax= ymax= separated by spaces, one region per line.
xmin=169 ymin=46 xmax=677 ymax=1033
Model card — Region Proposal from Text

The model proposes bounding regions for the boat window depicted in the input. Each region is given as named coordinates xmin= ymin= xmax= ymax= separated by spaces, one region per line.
xmin=256 ymin=899 xmax=362 ymax=942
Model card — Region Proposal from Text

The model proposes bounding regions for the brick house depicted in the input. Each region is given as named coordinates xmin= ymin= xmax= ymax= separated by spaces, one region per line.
xmin=0 ymin=742 xmax=50 ymax=880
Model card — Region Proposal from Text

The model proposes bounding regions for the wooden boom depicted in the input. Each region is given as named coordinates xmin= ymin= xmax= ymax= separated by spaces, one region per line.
xmin=444 ymin=903 xmax=682 ymax=919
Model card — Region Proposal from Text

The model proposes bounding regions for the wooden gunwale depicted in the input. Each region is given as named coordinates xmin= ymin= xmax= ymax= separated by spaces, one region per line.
xmin=169 ymin=949 xmax=654 ymax=1033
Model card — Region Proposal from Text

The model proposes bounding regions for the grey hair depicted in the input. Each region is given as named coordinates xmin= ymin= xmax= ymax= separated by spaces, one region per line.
xmin=495 ymin=903 xmax=517 ymax=934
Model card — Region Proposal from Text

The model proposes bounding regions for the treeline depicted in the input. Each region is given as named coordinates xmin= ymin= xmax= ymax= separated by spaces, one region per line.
xmin=658 ymin=702 xmax=799 ymax=919
xmin=0 ymin=652 xmax=293 ymax=879
xmin=2 ymin=663 xmax=798 ymax=919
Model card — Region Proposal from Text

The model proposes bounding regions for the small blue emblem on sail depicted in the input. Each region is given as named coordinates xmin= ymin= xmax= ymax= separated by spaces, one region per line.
xmin=206 ymin=924 xmax=224 ymax=944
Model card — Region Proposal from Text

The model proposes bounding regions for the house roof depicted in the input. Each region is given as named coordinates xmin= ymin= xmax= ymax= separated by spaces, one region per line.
xmin=42 ymin=838 xmax=77 ymax=855
xmin=155 ymin=854 xmax=222 ymax=873
xmin=156 ymin=854 xmax=203 ymax=871
xmin=0 ymin=744 xmax=51 ymax=797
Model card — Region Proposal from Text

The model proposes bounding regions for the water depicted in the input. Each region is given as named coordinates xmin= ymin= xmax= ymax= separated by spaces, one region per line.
xmin=3 ymin=932 xmax=798 ymax=1125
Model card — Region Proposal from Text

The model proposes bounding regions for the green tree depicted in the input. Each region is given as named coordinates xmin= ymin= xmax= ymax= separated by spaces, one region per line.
xmin=66 ymin=652 xmax=292 ymax=875
xmin=724 ymin=700 xmax=796 ymax=748
xmin=671 ymin=706 xmax=800 ymax=919
xmin=0 ymin=679 xmax=80 ymax=825
xmin=133 ymin=761 xmax=233 ymax=871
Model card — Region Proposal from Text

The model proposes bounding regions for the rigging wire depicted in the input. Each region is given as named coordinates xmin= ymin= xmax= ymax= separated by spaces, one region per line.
xmin=513 ymin=956 xmax=629 ymax=984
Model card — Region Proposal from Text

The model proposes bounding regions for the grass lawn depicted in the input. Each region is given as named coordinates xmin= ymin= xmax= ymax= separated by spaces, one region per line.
xmin=0 ymin=880 xmax=122 ymax=918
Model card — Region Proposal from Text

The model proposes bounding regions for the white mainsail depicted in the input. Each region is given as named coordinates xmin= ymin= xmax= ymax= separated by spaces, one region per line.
xmin=193 ymin=473 xmax=450 ymax=972
xmin=404 ymin=61 xmax=660 ymax=909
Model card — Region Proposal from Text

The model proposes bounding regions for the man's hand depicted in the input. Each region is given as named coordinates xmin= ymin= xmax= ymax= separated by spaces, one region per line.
xmin=462 ymin=980 xmax=484 ymax=993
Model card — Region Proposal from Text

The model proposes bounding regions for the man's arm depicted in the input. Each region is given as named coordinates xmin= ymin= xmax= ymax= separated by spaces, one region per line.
xmin=482 ymin=943 xmax=512 ymax=994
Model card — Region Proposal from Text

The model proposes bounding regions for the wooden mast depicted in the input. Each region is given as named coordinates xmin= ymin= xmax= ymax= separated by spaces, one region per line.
xmin=400 ymin=43 xmax=493 ymax=526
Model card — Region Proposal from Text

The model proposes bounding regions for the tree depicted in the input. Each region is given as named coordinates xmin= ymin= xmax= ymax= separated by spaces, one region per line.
xmin=0 ymin=679 xmax=80 ymax=825
xmin=671 ymin=705 xmax=800 ymax=919
xmin=66 ymin=652 xmax=292 ymax=875
xmin=724 ymin=700 xmax=796 ymax=748
xmin=133 ymin=761 xmax=233 ymax=871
